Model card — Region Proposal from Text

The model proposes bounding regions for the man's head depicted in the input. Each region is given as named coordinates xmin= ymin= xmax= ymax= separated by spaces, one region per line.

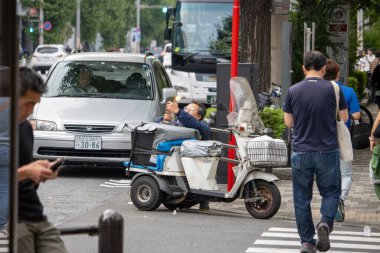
xmin=324 ymin=59 xmax=340 ymax=81
xmin=19 ymin=67 xmax=46 ymax=122
xmin=184 ymin=101 xmax=206 ymax=121
xmin=303 ymin=51 xmax=327 ymax=73
xmin=367 ymin=48 xmax=373 ymax=56
xmin=78 ymin=67 xmax=93 ymax=88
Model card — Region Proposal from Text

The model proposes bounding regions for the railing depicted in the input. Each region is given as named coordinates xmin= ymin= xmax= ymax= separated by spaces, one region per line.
xmin=59 ymin=209 xmax=123 ymax=253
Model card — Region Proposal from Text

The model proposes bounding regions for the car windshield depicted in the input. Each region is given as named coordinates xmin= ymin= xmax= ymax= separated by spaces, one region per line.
xmin=37 ymin=47 xmax=59 ymax=54
xmin=44 ymin=61 xmax=154 ymax=100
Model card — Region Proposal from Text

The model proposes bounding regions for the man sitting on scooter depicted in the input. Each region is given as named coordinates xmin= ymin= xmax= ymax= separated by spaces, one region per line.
xmin=166 ymin=100 xmax=211 ymax=210
xmin=166 ymin=101 xmax=210 ymax=140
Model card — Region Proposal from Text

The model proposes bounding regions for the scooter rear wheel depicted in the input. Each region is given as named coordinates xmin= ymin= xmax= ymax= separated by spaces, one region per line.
xmin=130 ymin=175 xmax=164 ymax=211
xmin=244 ymin=180 xmax=281 ymax=219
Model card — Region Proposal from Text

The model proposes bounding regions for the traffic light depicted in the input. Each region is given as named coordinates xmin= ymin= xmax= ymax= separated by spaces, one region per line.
xmin=29 ymin=26 xmax=34 ymax=33
xmin=162 ymin=7 xmax=167 ymax=13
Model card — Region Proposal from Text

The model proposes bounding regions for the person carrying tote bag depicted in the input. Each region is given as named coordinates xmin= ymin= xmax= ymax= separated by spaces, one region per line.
xmin=324 ymin=59 xmax=357 ymax=223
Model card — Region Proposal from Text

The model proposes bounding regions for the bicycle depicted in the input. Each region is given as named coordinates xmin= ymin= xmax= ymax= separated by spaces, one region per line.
xmin=258 ymin=82 xmax=282 ymax=111
xmin=359 ymin=104 xmax=374 ymax=128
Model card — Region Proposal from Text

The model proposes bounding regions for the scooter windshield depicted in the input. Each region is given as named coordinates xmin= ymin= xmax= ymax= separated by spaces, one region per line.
xmin=227 ymin=77 xmax=264 ymax=131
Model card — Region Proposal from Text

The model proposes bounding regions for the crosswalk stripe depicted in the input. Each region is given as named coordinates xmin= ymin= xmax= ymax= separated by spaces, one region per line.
xmin=246 ymin=248 xmax=375 ymax=253
xmin=99 ymin=184 xmax=130 ymax=188
xmin=100 ymin=179 xmax=131 ymax=188
xmin=254 ymin=239 xmax=377 ymax=250
xmin=109 ymin=179 xmax=131 ymax=183
xmin=269 ymin=227 xmax=380 ymax=237
xmin=262 ymin=232 xmax=380 ymax=243
xmin=102 ymin=182 xmax=130 ymax=186
xmin=246 ymin=227 xmax=380 ymax=253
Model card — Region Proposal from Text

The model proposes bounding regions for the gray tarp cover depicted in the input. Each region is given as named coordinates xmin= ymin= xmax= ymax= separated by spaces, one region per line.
xmin=180 ymin=140 xmax=223 ymax=157
xmin=133 ymin=122 xmax=201 ymax=149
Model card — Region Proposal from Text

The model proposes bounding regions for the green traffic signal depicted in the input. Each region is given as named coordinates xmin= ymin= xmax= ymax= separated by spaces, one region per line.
xmin=162 ymin=7 xmax=167 ymax=13
xmin=29 ymin=27 xmax=34 ymax=33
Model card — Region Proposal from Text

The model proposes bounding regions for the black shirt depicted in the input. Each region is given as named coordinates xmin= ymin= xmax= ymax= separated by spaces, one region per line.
xmin=18 ymin=121 xmax=46 ymax=222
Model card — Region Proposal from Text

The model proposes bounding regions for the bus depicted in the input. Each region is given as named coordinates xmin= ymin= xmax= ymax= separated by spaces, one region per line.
xmin=164 ymin=0 xmax=233 ymax=105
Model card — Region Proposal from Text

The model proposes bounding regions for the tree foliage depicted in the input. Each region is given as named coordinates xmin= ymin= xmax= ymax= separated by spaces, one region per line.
xmin=21 ymin=0 xmax=174 ymax=50
xmin=290 ymin=0 xmax=380 ymax=83
xmin=21 ymin=0 xmax=75 ymax=44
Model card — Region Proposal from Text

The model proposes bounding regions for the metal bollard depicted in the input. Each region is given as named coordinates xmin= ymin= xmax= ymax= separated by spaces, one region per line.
xmin=98 ymin=209 xmax=124 ymax=253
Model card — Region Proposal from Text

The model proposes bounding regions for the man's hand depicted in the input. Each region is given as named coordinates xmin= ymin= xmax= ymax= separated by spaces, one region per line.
xmin=18 ymin=160 xmax=59 ymax=183
xmin=166 ymin=101 xmax=180 ymax=114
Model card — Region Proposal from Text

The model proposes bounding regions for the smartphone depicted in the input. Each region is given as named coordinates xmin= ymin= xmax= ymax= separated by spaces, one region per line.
xmin=50 ymin=158 xmax=64 ymax=172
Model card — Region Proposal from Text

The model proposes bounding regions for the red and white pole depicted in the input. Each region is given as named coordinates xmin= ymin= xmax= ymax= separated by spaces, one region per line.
xmin=228 ymin=0 xmax=240 ymax=191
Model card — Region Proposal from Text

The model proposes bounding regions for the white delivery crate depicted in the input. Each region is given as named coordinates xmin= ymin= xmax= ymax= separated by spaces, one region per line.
xmin=246 ymin=135 xmax=288 ymax=167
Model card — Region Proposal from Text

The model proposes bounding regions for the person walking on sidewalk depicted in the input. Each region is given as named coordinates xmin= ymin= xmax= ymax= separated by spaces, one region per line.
xmin=283 ymin=51 xmax=348 ymax=253
xmin=324 ymin=59 xmax=361 ymax=222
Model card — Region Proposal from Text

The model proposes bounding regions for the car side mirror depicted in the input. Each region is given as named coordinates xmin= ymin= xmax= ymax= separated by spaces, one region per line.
xmin=162 ymin=87 xmax=177 ymax=104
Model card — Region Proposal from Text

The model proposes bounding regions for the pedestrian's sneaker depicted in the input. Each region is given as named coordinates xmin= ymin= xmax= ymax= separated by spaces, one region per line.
xmin=335 ymin=199 xmax=345 ymax=222
xmin=300 ymin=242 xmax=316 ymax=253
xmin=316 ymin=222 xmax=330 ymax=252
xmin=0 ymin=229 xmax=9 ymax=238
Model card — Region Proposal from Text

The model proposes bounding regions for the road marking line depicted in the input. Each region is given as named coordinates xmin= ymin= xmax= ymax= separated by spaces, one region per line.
xmin=269 ymin=227 xmax=380 ymax=237
xmin=99 ymin=184 xmax=130 ymax=188
xmin=262 ymin=232 xmax=380 ymax=243
xmin=246 ymin=248 xmax=375 ymax=253
xmin=254 ymin=240 xmax=377 ymax=250
xmin=102 ymin=182 xmax=130 ymax=186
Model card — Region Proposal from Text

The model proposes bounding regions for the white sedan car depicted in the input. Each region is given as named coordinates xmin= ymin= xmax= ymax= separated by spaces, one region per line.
xmin=31 ymin=52 xmax=176 ymax=167
xmin=31 ymin=44 xmax=68 ymax=75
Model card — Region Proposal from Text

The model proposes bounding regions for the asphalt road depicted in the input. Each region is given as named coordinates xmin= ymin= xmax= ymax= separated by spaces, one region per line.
xmin=36 ymin=166 xmax=380 ymax=253
xmin=37 ymin=165 xmax=286 ymax=253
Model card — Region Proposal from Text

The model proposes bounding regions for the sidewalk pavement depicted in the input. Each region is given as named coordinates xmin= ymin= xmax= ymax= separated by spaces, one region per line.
xmin=210 ymin=103 xmax=380 ymax=229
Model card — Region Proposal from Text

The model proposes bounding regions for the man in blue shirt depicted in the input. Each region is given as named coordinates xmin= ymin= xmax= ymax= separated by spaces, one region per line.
xmin=283 ymin=51 xmax=348 ymax=253
xmin=166 ymin=100 xmax=211 ymax=210
xmin=324 ymin=59 xmax=361 ymax=223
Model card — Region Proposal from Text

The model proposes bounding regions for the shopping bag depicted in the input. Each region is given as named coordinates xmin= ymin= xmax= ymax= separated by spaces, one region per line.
xmin=351 ymin=121 xmax=371 ymax=150
xmin=331 ymin=81 xmax=353 ymax=161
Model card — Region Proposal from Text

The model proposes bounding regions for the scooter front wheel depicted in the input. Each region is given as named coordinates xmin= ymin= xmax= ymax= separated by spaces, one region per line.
xmin=244 ymin=180 xmax=281 ymax=219
xmin=130 ymin=175 xmax=164 ymax=211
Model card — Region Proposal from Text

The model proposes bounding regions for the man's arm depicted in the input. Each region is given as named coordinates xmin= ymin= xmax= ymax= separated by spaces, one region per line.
xmin=284 ymin=112 xmax=294 ymax=128
xmin=176 ymin=109 xmax=210 ymax=139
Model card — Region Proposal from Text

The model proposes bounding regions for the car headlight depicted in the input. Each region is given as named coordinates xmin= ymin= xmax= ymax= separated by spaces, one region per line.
xmin=174 ymin=86 xmax=189 ymax=93
xmin=34 ymin=120 xmax=57 ymax=131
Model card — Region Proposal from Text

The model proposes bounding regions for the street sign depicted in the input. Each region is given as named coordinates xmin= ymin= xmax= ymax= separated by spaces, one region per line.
xmin=43 ymin=21 xmax=52 ymax=31
xmin=328 ymin=5 xmax=349 ymax=85
xmin=131 ymin=27 xmax=141 ymax=42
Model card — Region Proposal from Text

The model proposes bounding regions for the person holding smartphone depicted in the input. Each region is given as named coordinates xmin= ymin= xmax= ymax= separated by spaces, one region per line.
xmin=15 ymin=68 xmax=67 ymax=253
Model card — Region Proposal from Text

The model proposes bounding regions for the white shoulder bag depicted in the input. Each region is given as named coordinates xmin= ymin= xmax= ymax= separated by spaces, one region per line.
xmin=330 ymin=81 xmax=353 ymax=162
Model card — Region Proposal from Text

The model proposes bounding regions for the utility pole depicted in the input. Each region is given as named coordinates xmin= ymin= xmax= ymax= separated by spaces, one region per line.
xmin=75 ymin=0 xmax=81 ymax=49
xmin=39 ymin=0 xmax=44 ymax=45
xmin=136 ymin=0 xmax=141 ymax=53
